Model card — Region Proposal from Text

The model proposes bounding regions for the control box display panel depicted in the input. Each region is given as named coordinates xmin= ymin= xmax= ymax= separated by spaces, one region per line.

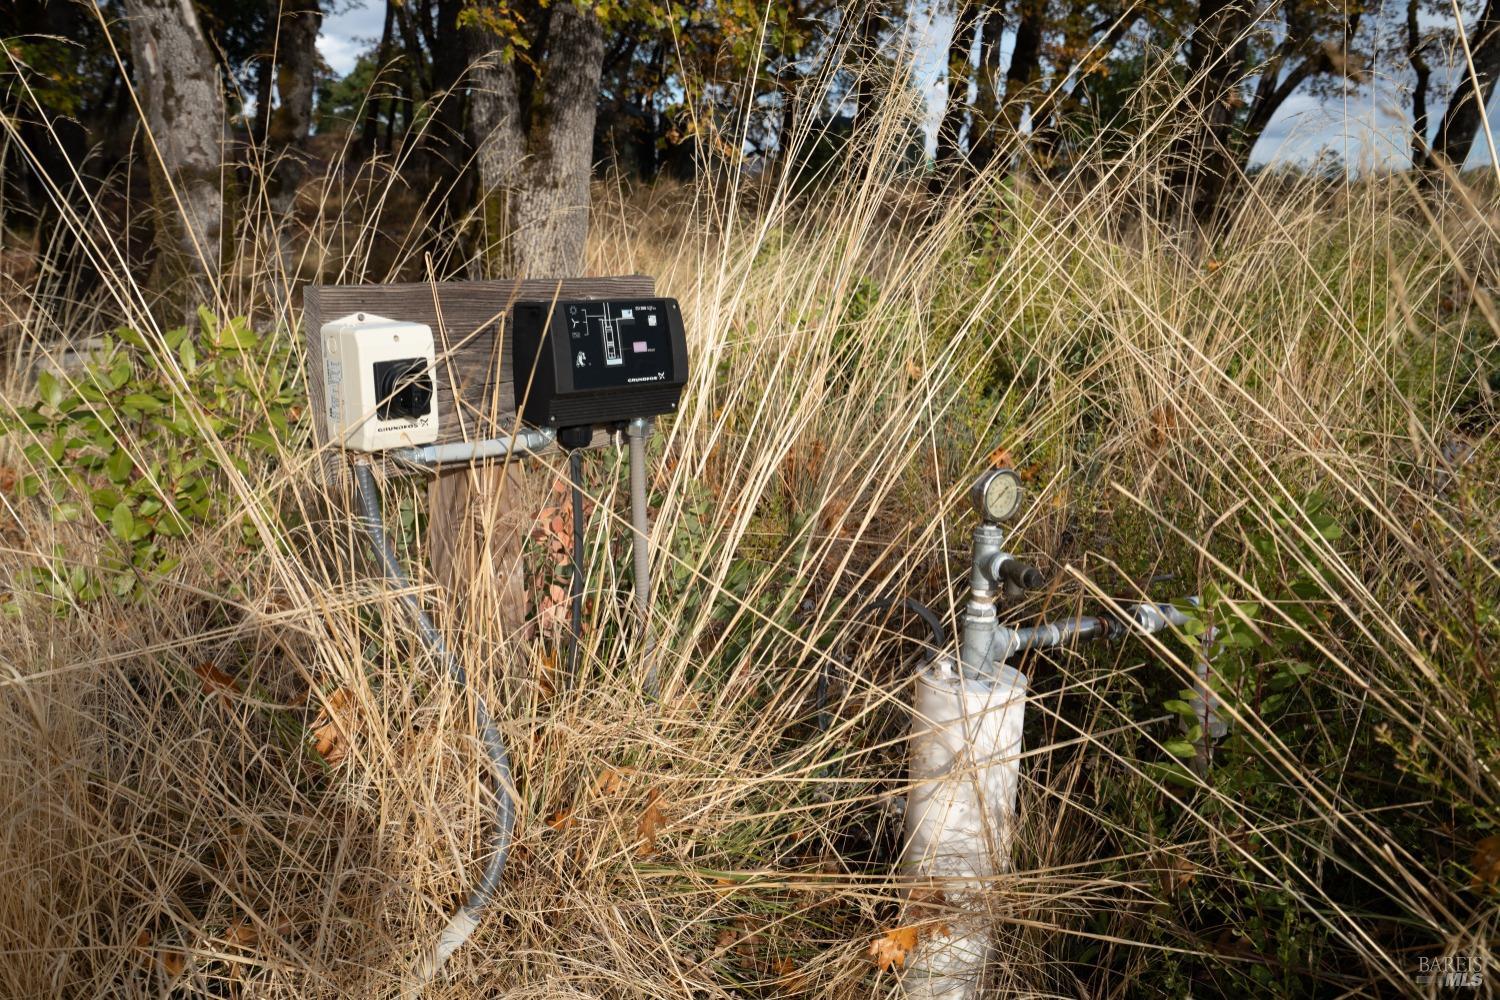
xmin=511 ymin=298 xmax=688 ymax=430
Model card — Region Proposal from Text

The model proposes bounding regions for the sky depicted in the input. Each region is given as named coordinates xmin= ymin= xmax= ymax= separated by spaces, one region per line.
xmin=316 ymin=1 xmax=1500 ymax=173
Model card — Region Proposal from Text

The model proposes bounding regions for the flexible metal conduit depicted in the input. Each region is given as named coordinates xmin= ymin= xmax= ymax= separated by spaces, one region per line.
xmin=626 ymin=418 xmax=658 ymax=695
xmin=350 ymin=461 xmax=515 ymax=984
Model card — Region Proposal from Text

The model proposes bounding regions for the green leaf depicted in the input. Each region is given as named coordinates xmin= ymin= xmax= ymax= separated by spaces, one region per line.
xmin=1163 ymin=739 xmax=1197 ymax=759
xmin=109 ymin=501 xmax=134 ymax=541
xmin=245 ymin=429 xmax=278 ymax=453
xmin=178 ymin=336 xmax=198 ymax=372
xmin=105 ymin=448 xmax=133 ymax=484
xmin=121 ymin=393 xmax=164 ymax=413
xmin=1311 ymin=514 xmax=1343 ymax=541
xmin=1163 ymin=699 xmax=1197 ymax=719
xmin=90 ymin=486 xmax=121 ymax=513
xmin=1143 ymin=760 xmax=1198 ymax=790
xmin=211 ymin=314 xmax=258 ymax=350
xmin=37 ymin=370 xmax=63 ymax=409
xmin=52 ymin=501 xmax=81 ymax=523
xmin=108 ymin=357 xmax=132 ymax=389
xmin=116 ymin=325 xmax=148 ymax=349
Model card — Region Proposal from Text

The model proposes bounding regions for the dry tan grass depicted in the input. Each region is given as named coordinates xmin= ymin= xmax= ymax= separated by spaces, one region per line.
xmin=0 ymin=36 xmax=1497 ymax=999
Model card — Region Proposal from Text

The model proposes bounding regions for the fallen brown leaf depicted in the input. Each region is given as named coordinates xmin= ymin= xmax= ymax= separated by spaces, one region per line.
xmin=193 ymin=662 xmax=239 ymax=708
xmin=636 ymin=788 xmax=665 ymax=858
xmin=309 ymin=688 xmax=356 ymax=765
xmin=1472 ymin=834 xmax=1500 ymax=888
xmin=594 ymin=767 xmax=629 ymax=795
xmin=869 ymin=925 xmax=918 ymax=971
xmin=546 ymin=807 xmax=575 ymax=831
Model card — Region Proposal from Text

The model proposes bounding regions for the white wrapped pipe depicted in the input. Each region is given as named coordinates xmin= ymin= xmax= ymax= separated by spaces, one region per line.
xmin=902 ymin=658 xmax=1028 ymax=999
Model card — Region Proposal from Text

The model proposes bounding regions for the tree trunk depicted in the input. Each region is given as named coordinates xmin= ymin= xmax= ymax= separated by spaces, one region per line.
xmin=470 ymin=3 xmax=604 ymax=277
xmin=934 ymin=0 xmax=980 ymax=182
xmin=1408 ymin=0 xmax=1433 ymax=170
xmin=266 ymin=0 xmax=322 ymax=214
xmin=359 ymin=0 xmax=397 ymax=158
xmin=430 ymin=3 xmax=605 ymax=624
xmin=997 ymin=0 xmax=1045 ymax=166
xmin=1166 ymin=0 xmax=1252 ymax=223
xmin=851 ymin=1 xmax=885 ymax=135
xmin=1431 ymin=0 xmax=1500 ymax=172
xmin=268 ymin=0 xmax=322 ymax=147
xmin=254 ymin=52 xmax=275 ymax=147
xmin=967 ymin=1 xmax=1006 ymax=171
xmin=123 ymin=0 xmax=223 ymax=284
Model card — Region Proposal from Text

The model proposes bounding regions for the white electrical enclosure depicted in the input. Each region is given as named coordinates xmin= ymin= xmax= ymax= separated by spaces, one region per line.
xmin=320 ymin=312 xmax=439 ymax=452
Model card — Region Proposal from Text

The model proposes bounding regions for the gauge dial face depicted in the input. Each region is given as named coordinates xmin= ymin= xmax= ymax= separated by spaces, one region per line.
xmin=974 ymin=469 xmax=1022 ymax=521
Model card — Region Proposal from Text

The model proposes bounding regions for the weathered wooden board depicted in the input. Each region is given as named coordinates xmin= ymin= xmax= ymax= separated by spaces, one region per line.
xmin=303 ymin=275 xmax=653 ymax=481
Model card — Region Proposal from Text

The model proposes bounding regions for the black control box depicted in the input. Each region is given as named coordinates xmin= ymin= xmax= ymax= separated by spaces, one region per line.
xmin=511 ymin=298 xmax=689 ymax=431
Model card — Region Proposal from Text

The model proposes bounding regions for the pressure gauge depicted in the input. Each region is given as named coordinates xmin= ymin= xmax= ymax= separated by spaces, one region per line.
xmin=971 ymin=468 xmax=1023 ymax=522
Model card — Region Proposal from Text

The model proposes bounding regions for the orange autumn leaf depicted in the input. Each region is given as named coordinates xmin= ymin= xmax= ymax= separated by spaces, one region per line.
xmin=636 ymin=788 xmax=665 ymax=858
xmin=309 ymin=688 xmax=356 ymax=765
xmin=1204 ymin=258 xmax=1223 ymax=273
xmin=0 ymin=465 xmax=15 ymax=493
xmin=868 ymin=925 xmax=919 ymax=971
xmin=536 ymin=650 xmax=558 ymax=698
xmin=988 ymin=445 xmax=1013 ymax=469
xmin=160 ymin=950 xmax=185 ymax=976
xmin=546 ymin=807 xmax=575 ymax=831
xmin=594 ymin=767 xmax=629 ymax=795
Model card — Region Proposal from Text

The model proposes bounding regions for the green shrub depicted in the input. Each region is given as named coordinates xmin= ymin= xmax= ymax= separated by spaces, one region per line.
xmin=2 ymin=308 xmax=304 ymax=604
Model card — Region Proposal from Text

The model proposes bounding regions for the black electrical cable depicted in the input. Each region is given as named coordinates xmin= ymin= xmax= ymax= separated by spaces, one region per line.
xmin=566 ymin=448 xmax=586 ymax=685
xmin=350 ymin=462 xmax=513 ymax=980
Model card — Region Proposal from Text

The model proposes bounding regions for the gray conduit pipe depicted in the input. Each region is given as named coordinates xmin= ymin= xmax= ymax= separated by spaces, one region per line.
xmin=350 ymin=461 xmax=515 ymax=987
xmin=390 ymin=427 xmax=557 ymax=466
xmin=626 ymin=418 xmax=658 ymax=696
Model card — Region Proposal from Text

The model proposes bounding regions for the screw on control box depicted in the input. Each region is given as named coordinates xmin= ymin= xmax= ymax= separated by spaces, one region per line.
xmin=511 ymin=298 xmax=689 ymax=433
